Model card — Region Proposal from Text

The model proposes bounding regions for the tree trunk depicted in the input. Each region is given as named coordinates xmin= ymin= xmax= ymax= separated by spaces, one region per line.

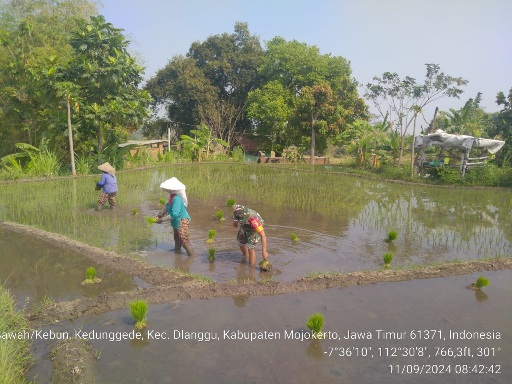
xmin=97 ymin=125 xmax=103 ymax=164
xmin=310 ymin=117 xmax=315 ymax=165
xmin=410 ymin=113 xmax=418 ymax=177
xmin=67 ymin=96 xmax=77 ymax=176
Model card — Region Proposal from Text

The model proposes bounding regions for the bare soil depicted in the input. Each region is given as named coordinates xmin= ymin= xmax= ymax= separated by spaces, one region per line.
xmin=50 ymin=338 xmax=96 ymax=384
xmin=2 ymin=221 xmax=511 ymax=327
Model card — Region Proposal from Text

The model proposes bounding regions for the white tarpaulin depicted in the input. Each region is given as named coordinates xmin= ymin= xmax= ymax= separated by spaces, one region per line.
xmin=415 ymin=130 xmax=505 ymax=154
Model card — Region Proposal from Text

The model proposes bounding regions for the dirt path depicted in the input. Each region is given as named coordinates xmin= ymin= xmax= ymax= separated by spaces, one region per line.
xmin=2 ymin=222 xmax=511 ymax=327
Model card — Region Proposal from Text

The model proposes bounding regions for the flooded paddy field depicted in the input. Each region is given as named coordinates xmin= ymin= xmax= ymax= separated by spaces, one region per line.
xmin=27 ymin=270 xmax=511 ymax=384
xmin=1 ymin=163 xmax=510 ymax=383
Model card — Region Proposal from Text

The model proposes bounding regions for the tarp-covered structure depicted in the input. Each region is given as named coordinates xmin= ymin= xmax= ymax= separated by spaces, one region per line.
xmin=415 ymin=130 xmax=505 ymax=176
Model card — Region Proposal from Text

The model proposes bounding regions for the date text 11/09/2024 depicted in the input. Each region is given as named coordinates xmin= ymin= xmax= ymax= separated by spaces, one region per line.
xmin=389 ymin=364 xmax=501 ymax=375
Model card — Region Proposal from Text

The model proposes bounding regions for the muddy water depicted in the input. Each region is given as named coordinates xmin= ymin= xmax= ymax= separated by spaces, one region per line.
xmin=1 ymin=165 xmax=511 ymax=283
xmin=28 ymin=270 xmax=511 ymax=383
xmin=0 ymin=227 xmax=140 ymax=308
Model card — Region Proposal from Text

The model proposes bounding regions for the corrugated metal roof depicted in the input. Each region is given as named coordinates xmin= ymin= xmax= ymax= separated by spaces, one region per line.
xmin=118 ymin=140 xmax=167 ymax=148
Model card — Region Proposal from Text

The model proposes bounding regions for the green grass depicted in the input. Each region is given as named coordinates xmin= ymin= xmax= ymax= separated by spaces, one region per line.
xmin=0 ymin=285 xmax=32 ymax=384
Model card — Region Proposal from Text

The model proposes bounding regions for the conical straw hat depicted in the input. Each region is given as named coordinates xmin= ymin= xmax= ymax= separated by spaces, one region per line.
xmin=160 ymin=177 xmax=186 ymax=192
xmin=97 ymin=162 xmax=116 ymax=176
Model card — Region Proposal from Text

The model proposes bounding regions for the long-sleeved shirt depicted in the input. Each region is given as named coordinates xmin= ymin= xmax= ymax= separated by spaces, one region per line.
xmin=96 ymin=173 xmax=118 ymax=194
xmin=158 ymin=194 xmax=191 ymax=229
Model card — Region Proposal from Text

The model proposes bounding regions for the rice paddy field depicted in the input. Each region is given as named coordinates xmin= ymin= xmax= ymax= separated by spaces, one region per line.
xmin=1 ymin=163 xmax=511 ymax=383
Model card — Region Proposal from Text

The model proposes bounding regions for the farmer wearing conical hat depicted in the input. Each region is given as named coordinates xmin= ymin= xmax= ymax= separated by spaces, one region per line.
xmin=232 ymin=205 xmax=268 ymax=267
xmin=156 ymin=177 xmax=195 ymax=257
xmin=95 ymin=162 xmax=117 ymax=210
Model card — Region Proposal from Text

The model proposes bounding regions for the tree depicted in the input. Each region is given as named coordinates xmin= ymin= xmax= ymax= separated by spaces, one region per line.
xmin=65 ymin=15 xmax=152 ymax=164
xmin=0 ymin=0 xmax=98 ymax=156
xmin=489 ymin=87 xmax=512 ymax=166
xmin=146 ymin=22 xmax=263 ymax=147
xmin=249 ymin=37 xmax=367 ymax=158
xmin=365 ymin=64 xmax=468 ymax=166
xmin=437 ymin=93 xmax=493 ymax=137
xmin=246 ymin=80 xmax=293 ymax=152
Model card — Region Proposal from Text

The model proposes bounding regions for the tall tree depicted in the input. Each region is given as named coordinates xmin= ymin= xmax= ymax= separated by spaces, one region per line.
xmin=66 ymin=15 xmax=152 ymax=163
xmin=146 ymin=22 xmax=263 ymax=146
xmin=365 ymin=64 xmax=467 ymax=166
xmin=489 ymin=87 xmax=512 ymax=166
xmin=249 ymin=37 xmax=367 ymax=157
xmin=0 ymin=0 xmax=98 ymax=156
xmin=437 ymin=93 xmax=493 ymax=137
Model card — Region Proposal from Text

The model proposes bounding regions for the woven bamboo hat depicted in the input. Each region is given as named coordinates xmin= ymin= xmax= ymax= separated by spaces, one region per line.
xmin=97 ymin=162 xmax=116 ymax=176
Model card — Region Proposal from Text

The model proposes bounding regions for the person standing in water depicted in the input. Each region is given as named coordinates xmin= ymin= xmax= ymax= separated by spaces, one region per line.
xmin=156 ymin=177 xmax=195 ymax=257
xmin=95 ymin=162 xmax=117 ymax=210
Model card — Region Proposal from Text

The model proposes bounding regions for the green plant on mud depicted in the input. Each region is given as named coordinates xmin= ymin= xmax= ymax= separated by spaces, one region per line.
xmin=159 ymin=198 xmax=166 ymax=205
xmin=130 ymin=300 xmax=148 ymax=331
xmin=145 ymin=217 xmax=158 ymax=225
xmin=290 ymin=233 xmax=300 ymax=242
xmin=215 ymin=210 xmax=225 ymax=221
xmin=86 ymin=267 xmax=96 ymax=280
xmin=473 ymin=276 xmax=490 ymax=289
xmin=82 ymin=266 xmax=101 ymax=285
xmin=387 ymin=230 xmax=397 ymax=242
xmin=208 ymin=248 xmax=216 ymax=263
xmin=226 ymin=198 xmax=235 ymax=207
xmin=206 ymin=229 xmax=216 ymax=244
xmin=132 ymin=208 xmax=138 ymax=215
xmin=306 ymin=313 xmax=324 ymax=335
xmin=383 ymin=252 xmax=393 ymax=268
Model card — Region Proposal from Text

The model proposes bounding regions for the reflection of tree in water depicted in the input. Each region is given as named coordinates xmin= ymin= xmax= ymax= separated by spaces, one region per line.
xmin=356 ymin=187 xmax=512 ymax=260
xmin=236 ymin=263 xmax=256 ymax=283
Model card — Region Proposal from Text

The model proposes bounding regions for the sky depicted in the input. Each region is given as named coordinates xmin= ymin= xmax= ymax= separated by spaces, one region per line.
xmin=100 ymin=0 xmax=512 ymax=121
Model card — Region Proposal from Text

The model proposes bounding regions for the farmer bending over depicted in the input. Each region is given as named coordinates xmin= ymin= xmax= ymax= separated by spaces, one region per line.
xmin=232 ymin=205 xmax=268 ymax=267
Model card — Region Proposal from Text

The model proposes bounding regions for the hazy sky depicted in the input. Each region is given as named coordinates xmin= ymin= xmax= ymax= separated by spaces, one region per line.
xmin=100 ymin=0 xmax=511 ymax=119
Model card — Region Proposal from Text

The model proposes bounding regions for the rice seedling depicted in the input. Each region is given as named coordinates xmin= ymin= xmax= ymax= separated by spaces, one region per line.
xmin=259 ymin=259 xmax=272 ymax=271
xmin=81 ymin=266 xmax=101 ymax=285
xmin=383 ymin=252 xmax=393 ymax=268
xmin=206 ymin=229 xmax=216 ymax=244
xmin=215 ymin=210 xmax=225 ymax=221
xmin=306 ymin=313 xmax=324 ymax=335
xmin=470 ymin=276 xmax=490 ymax=290
xmin=387 ymin=230 xmax=398 ymax=242
xmin=132 ymin=208 xmax=138 ymax=215
xmin=159 ymin=198 xmax=166 ymax=205
xmin=130 ymin=300 xmax=148 ymax=331
xmin=208 ymin=248 xmax=216 ymax=263
xmin=145 ymin=217 xmax=158 ymax=225
xmin=290 ymin=233 xmax=300 ymax=242
xmin=226 ymin=198 xmax=235 ymax=207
